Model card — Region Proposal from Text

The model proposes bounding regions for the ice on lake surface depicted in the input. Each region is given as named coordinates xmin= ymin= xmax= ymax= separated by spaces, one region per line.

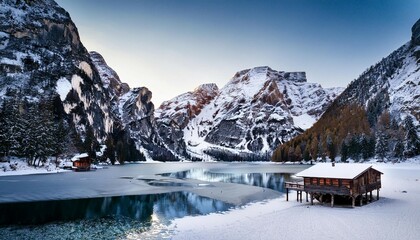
xmin=0 ymin=162 xmax=308 ymax=239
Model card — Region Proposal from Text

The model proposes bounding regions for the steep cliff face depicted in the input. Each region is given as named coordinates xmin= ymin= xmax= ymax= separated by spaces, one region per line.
xmin=155 ymin=84 xmax=219 ymax=156
xmin=156 ymin=66 xmax=342 ymax=160
xmin=412 ymin=18 xmax=420 ymax=46
xmin=89 ymin=51 xmax=177 ymax=161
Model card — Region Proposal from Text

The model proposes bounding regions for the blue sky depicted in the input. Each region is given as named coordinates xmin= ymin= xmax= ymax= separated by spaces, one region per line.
xmin=56 ymin=0 xmax=420 ymax=105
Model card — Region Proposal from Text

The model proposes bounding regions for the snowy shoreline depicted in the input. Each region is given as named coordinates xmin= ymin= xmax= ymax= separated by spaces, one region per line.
xmin=168 ymin=163 xmax=420 ymax=240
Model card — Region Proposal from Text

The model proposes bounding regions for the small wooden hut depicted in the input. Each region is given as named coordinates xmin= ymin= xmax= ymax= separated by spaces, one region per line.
xmin=71 ymin=153 xmax=91 ymax=171
xmin=287 ymin=163 xmax=382 ymax=207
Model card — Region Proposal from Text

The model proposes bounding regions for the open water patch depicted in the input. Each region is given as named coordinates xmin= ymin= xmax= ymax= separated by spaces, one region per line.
xmin=0 ymin=192 xmax=233 ymax=239
xmin=161 ymin=168 xmax=292 ymax=192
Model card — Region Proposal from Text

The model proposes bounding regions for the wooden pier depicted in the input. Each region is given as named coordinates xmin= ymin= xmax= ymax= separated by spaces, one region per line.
xmin=284 ymin=182 xmax=307 ymax=203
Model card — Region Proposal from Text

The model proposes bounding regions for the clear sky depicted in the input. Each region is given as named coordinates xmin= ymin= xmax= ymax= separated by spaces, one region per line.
xmin=55 ymin=0 xmax=419 ymax=106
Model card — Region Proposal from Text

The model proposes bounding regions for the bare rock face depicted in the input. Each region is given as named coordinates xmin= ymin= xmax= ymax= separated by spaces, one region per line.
xmin=89 ymin=51 xmax=130 ymax=98
xmin=90 ymin=51 xmax=176 ymax=161
xmin=155 ymin=83 xmax=219 ymax=157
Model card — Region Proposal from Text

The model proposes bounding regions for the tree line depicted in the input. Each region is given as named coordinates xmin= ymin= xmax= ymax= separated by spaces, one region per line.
xmin=272 ymin=104 xmax=419 ymax=162
xmin=0 ymin=96 xmax=67 ymax=166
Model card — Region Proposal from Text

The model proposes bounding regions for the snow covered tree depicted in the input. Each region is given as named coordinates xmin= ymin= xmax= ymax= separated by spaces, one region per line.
xmin=376 ymin=133 xmax=389 ymax=161
xmin=394 ymin=141 xmax=404 ymax=160
xmin=103 ymin=136 xmax=116 ymax=164
xmin=403 ymin=116 xmax=420 ymax=157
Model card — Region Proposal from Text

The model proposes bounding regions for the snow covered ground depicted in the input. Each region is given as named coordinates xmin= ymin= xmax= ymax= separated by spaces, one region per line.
xmin=0 ymin=158 xmax=69 ymax=176
xmin=169 ymin=162 xmax=420 ymax=240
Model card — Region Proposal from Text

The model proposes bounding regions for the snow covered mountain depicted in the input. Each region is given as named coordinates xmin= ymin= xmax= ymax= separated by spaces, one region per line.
xmin=156 ymin=67 xmax=342 ymax=160
xmin=0 ymin=0 xmax=173 ymax=162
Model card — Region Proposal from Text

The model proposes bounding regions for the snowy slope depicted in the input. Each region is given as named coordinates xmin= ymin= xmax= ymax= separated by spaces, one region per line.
xmin=387 ymin=43 xmax=420 ymax=124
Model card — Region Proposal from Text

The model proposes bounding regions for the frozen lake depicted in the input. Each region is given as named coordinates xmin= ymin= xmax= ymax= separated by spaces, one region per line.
xmin=0 ymin=162 xmax=308 ymax=239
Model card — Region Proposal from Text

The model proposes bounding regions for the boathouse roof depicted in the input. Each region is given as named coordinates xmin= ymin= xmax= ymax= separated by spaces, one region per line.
xmin=71 ymin=153 xmax=89 ymax=162
xmin=296 ymin=163 xmax=382 ymax=179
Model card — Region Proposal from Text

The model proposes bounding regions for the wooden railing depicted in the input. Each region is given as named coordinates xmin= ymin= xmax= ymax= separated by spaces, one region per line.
xmin=284 ymin=182 xmax=304 ymax=190
xmin=303 ymin=185 xmax=350 ymax=195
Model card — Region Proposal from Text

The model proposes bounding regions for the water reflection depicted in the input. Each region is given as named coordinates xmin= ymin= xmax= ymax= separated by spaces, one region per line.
xmin=0 ymin=192 xmax=232 ymax=226
xmin=162 ymin=169 xmax=293 ymax=192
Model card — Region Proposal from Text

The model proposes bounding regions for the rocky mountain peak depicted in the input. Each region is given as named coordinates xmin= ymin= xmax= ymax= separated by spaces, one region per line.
xmin=90 ymin=51 xmax=130 ymax=98
xmin=193 ymin=83 xmax=219 ymax=95
xmin=412 ymin=18 xmax=420 ymax=46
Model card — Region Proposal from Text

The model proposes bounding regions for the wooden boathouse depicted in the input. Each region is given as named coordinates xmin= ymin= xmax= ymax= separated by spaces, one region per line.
xmin=71 ymin=153 xmax=91 ymax=171
xmin=285 ymin=163 xmax=383 ymax=207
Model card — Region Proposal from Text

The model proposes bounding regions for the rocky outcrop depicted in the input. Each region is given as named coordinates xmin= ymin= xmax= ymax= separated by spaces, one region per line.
xmin=156 ymin=83 xmax=219 ymax=157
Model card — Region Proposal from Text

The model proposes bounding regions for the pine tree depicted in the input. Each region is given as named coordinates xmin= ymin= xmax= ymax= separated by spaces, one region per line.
xmin=104 ymin=136 xmax=116 ymax=164
xmin=0 ymin=102 xmax=9 ymax=159
xmin=294 ymin=145 xmax=302 ymax=161
xmin=348 ymin=135 xmax=361 ymax=161
xmin=340 ymin=141 xmax=348 ymax=162
xmin=310 ymin=138 xmax=319 ymax=161
xmin=84 ymin=124 xmax=98 ymax=160
xmin=394 ymin=141 xmax=404 ymax=160
xmin=360 ymin=135 xmax=370 ymax=161
xmin=303 ymin=144 xmax=311 ymax=161
xmin=376 ymin=133 xmax=389 ymax=161
xmin=403 ymin=116 xmax=420 ymax=157
xmin=326 ymin=134 xmax=336 ymax=161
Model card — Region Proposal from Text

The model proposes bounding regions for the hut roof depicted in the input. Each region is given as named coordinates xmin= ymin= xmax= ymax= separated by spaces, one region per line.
xmin=296 ymin=163 xmax=382 ymax=179
xmin=71 ymin=153 xmax=89 ymax=162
